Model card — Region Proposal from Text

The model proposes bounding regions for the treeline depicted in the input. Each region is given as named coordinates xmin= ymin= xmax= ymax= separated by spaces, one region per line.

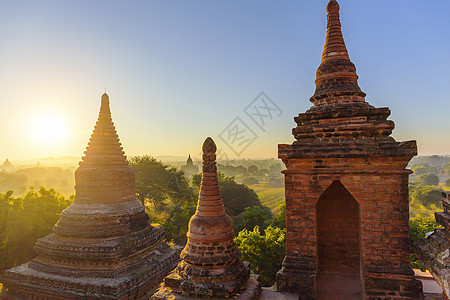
xmin=409 ymin=156 xmax=449 ymax=219
xmin=0 ymin=167 xmax=75 ymax=197
xmin=407 ymin=156 xmax=448 ymax=268
xmin=218 ymin=161 xmax=284 ymax=188
xmin=0 ymin=188 xmax=73 ymax=273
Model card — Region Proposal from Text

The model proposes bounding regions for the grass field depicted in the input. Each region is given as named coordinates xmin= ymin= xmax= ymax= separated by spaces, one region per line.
xmin=250 ymin=183 xmax=285 ymax=215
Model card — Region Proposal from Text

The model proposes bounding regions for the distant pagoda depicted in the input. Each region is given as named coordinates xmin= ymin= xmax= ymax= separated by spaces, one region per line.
xmin=1 ymin=159 xmax=13 ymax=172
xmin=152 ymin=137 xmax=261 ymax=299
xmin=0 ymin=93 xmax=179 ymax=299
xmin=181 ymin=154 xmax=199 ymax=179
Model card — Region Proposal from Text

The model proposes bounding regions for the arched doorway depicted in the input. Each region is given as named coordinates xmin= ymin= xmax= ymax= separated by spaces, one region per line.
xmin=316 ymin=180 xmax=362 ymax=299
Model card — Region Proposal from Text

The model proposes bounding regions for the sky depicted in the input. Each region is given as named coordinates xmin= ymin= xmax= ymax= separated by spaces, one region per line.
xmin=0 ymin=0 xmax=449 ymax=161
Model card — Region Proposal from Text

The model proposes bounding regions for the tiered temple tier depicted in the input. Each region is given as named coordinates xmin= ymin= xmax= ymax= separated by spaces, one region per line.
xmin=2 ymin=248 xmax=179 ymax=299
xmin=311 ymin=0 xmax=365 ymax=105
xmin=280 ymin=102 xmax=417 ymax=159
xmin=29 ymin=226 xmax=166 ymax=277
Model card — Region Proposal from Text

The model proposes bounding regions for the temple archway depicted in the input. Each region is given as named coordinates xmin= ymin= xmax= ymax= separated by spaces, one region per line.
xmin=316 ymin=180 xmax=362 ymax=299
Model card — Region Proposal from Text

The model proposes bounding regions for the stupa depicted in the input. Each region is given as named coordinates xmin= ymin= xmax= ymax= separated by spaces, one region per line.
xmin=152 ymin=137 xmax=261 ymax=299
xmin=0 ymin=93 xmax=179 ymax=299
xmin=276 ymin=1 xmax=422 ymax=299
xmin=416 ymin=191 xmax=450 ymax=298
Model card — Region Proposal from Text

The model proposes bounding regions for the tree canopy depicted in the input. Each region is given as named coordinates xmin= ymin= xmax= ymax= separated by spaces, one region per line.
xmin=129 ymin=156 xmax=195 ymax=219
xmin=0 ymin=188 xmax=73 ymax=273
xmin=234 ymin=226 xmax=286 ymax=286
xmin=417 ymin=173 xmax=439 ymax=186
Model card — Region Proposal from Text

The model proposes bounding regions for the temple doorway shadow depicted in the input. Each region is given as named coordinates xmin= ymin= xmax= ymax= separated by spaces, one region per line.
xmin=316 ymin=180 xmax=363 ymax=300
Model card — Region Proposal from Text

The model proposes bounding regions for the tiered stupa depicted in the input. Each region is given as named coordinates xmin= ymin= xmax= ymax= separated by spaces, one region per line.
xmin=0 ymin=93 xmax=179 ymax=299
xmin=277 ymin=1 xmax=422 ymax=299
xmin=152 ymin=137 xmax=261 ymax=299
xmin=416 ymin=191 xmax=450 ymax=298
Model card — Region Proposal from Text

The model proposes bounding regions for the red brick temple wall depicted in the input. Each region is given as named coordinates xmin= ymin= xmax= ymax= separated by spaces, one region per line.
xmin=277 ymin=157 xmax=421 ymax=299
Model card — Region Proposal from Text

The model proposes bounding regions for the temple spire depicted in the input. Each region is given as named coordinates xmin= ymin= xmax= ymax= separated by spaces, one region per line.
xmin=194 ymin=137 xmax=226 ymax=218
xmin=81 ymin=93 xmax=127 ymax=166
xmin=321 ymin=0 xmax=349 ymax=62
xmin=311 ymin=0 xmax=366 ymax=105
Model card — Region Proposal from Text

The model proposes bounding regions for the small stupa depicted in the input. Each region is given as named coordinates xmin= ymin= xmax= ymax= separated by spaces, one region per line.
xmin=0 ymin=93 xmax=179 ymax=299
xmin=152 ymin=137 xmax=261 ymax=299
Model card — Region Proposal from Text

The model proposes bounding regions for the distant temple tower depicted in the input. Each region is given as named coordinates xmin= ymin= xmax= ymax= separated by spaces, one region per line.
xmin=181 ymin=154 xmax=199 ymax=179
xmin=277 ymin=1 xmax=422 ymax=299
xmin=152 ymin=137 xmax=261 ymax=299
xmin=1 ymin=159 xmax=13 ymax=172
xmin=0 ymin=93 xmax=179 ymax=299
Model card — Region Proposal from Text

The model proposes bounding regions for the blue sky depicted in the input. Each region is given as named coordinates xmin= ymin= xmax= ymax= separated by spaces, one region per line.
xmin=0 ymin=0 xmax=449 ymax=160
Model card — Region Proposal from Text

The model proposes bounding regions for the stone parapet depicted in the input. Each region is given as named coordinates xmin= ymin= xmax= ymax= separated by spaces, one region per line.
xmin=416 ymin=192 xmax=450 ymax=299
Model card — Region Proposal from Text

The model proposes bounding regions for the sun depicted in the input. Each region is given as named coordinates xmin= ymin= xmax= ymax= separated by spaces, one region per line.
xmin=30 ymin=113 xmax=68 ymax=145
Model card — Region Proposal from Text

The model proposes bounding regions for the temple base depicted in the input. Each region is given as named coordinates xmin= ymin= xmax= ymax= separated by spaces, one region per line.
xmin=276 ymin=259 xmax=423 ymax=299
xmin=364 ymin=272 xmax=424 ymax=299
xmin=1 ymin=249 xmax=179 ymax=300
xmin=151 ymin=273 xmax=261 ymax=300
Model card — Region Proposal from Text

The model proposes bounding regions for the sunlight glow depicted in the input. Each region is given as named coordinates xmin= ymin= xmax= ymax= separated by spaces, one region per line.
xmin=30 ymin=113 xmax=69 ymax=145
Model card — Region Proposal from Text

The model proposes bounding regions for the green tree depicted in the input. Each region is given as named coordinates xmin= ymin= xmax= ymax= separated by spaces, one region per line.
xmin=242 ymin=177 xmax=259 ymax=186
xmin=271 ymin=203 xmax=286 ymax=229
xmin=417 ymin=173 xmax=439 ymax=186
xmin=0 ymin=188 xmax=73 ymax=273
xmin=232 ymin=206 xmax=272 ymax=234
xmin=247 ymin=165 xmax=258 ymax=174
xmin=234 ymin=226 xmax=286 ymax=286
xmin=445 ymin=178 xmax=450 ymax=188
xmin=410 ymin=185 xmax=443 ymax=208
xmin=411 ymin=163 xmax=437 ymax=176
xmin=129 ymin=156 xmax=194 ymax=214
xmin=163 ymin=201 xmax=197 ymax=245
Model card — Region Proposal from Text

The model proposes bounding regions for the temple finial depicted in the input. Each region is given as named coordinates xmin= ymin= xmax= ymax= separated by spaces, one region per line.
xmin=322 ymin=0 xmax=349 ymax=63
xmin=195 ymin=137 xmax=225 ymax=217
xmin=327 ymin=0 xmax=339 ymax=13
xmin=310 ymin=0 xmax=366 ymax=105
xmin=202 ymin=137 xmax=217 ymax=154
xmin=101 ymin=92 xmax=109 ymax=106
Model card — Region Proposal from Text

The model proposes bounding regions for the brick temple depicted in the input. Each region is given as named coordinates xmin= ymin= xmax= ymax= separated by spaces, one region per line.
xmin=416 ymin=192 xmax=450 ymax=299
xmin=152 ymin=137 xmax=260 ymax=299
xmin=277 ymin=0 xmax=422 ymax=299
xmin=0 ymin=93 xmax=179 ymax=299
